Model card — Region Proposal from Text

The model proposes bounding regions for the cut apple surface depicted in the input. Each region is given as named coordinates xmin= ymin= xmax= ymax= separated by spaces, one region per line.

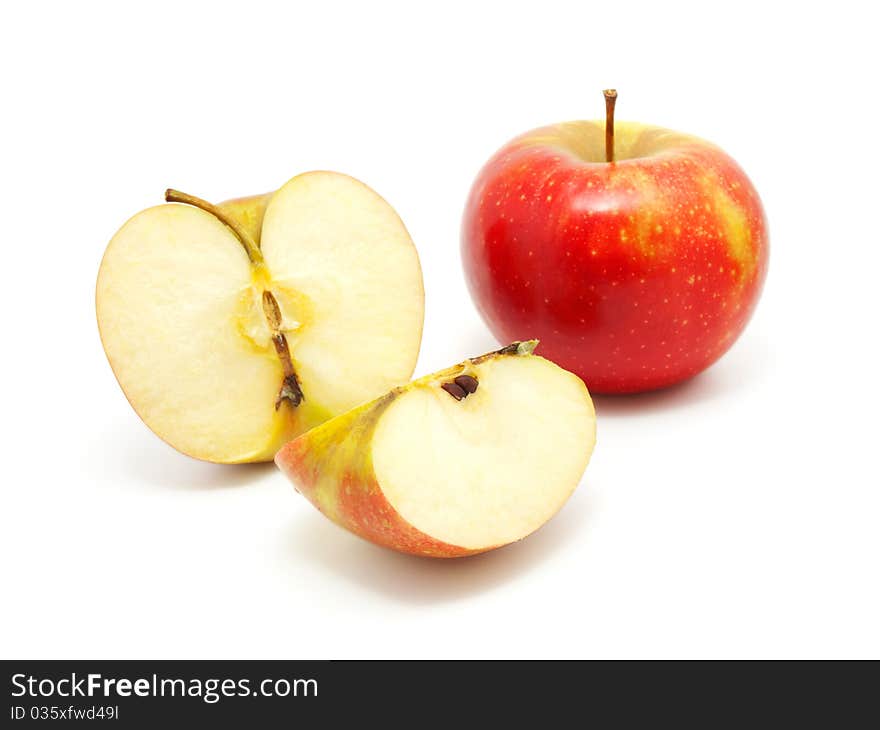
xmin=276 ymin=342 xmax=596 ymax=557
xmin=96 ymin=172 xmax=424 ymax=463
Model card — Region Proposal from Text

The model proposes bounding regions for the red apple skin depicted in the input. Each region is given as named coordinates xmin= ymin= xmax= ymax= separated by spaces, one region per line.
xmin=461 ymin=121 xmax=768 ymax=393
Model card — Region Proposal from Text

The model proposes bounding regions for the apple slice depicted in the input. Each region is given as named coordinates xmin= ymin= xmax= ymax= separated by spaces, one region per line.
xmin=276 ymin=341 xmax=596 ymax=557
xmin=96 ymin=172 xmax=424 ymax=463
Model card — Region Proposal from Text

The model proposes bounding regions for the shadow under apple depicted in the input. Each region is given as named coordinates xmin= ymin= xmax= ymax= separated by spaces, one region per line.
xmin=282 ymin=483 xmax=598 ymax=605
xmin=591 ymin=332 xmax=773 ymax=418
xmin=93 ymin=421 xmax=275 ymax=490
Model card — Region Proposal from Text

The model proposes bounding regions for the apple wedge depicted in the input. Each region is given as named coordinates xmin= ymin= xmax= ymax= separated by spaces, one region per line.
xmin=96 ymin=172 xmax=424 ymax=463
xmin=276 ymin=341 xmax=596 ymax=557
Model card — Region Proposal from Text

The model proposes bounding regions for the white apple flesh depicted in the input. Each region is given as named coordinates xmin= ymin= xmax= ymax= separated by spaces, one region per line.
xmin=96 ymin=172 xmax=424 ymax=463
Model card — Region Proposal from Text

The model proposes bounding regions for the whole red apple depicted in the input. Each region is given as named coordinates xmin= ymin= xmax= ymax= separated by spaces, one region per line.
xmin=461 ymin=96 xmax=768 ymax=393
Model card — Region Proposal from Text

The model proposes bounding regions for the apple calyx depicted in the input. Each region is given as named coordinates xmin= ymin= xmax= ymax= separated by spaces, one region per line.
xmin=165 ymin=188 xmax=304 ymax=411
xmin=603 ymin=89 xmax=617 ymax=163
xmin=262 ymin=290 xmax=305 ymax=409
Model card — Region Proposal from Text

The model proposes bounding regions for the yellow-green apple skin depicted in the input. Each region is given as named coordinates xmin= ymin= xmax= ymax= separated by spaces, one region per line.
xmin=217 ymin=192 xmax=273 ymax=244
xmin=276 ymin=342 xmax=597 ymax=558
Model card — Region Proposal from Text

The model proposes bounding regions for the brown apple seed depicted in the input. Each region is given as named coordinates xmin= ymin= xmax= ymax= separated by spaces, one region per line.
xmin=441 ymin=382 xmax=467 ymax=401
xmin=454 ymin=375 xmax=479 ymax=394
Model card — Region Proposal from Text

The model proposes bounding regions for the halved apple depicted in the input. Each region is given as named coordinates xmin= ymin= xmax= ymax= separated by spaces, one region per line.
xmin=276 ymin=341 xmax=596 ymax=557
xmin=96 ymin=172 xmax=424 ymax=463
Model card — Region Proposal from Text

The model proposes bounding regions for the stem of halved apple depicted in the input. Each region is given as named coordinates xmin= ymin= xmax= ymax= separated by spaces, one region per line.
xmin=165 ymin=189 xmax=264 ymax=264
xmin=165 ymin=188 xmax=304 ymax=410
xmin=603 ymin=89 xmax=617 ymax=163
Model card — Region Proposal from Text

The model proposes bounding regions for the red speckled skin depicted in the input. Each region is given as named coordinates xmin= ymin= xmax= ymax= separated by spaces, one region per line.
xmin=462 ymin=121 xmax=768 ymax=393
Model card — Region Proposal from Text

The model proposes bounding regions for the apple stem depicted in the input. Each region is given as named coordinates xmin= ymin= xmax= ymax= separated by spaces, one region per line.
xmin=471 ymin=340 xmax=539 ymax=364
xmin=603 ymin=89 xmax=617 ymax=163
xmin=165 ymin=189 xmax=264 ymax=265
xmin=263 ymin=291 xmax=305 ymax=409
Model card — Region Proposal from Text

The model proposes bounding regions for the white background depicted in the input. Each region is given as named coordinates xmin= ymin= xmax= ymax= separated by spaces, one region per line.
xmin=2 ymin=1 xmax=878 ymax=659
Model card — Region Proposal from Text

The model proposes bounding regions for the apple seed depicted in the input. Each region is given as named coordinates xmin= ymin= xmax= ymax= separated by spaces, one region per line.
xmin=441 ymin=382 xmax=467 ymax=401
